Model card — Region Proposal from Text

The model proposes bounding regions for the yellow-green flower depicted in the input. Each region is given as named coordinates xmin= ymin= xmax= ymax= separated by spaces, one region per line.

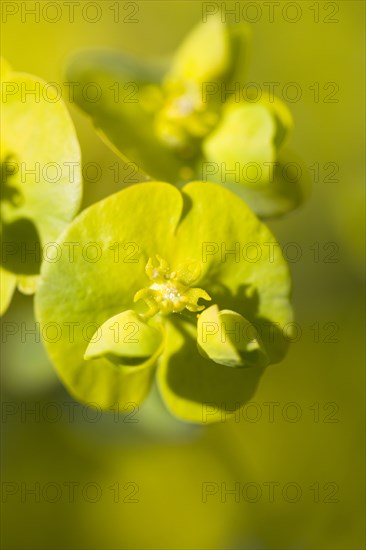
xmin=0 ymin=58 xmax=82 ymax=314
xmin=36 ymin=181 xmax=293 ymax=424
xmin=67 ymin=15 xmax=309 ymax=218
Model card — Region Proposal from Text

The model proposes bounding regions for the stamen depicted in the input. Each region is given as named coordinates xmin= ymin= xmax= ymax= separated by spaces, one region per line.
xmin=134 ymin=255 xmax=211 ymax=318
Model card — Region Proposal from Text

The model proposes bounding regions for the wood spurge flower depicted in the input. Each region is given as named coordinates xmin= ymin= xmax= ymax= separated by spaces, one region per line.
xmin=36 ymin=181 xmax=293 ymax=423
xmin=67 ymin=14 xmax=310 ymax=218
xmin=0 ymin=58 xmax=82 ymax=315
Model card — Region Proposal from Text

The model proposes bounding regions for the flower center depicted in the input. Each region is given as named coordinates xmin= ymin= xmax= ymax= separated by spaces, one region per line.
xmin=153 ymin=79 xmax=219 ymax=156
xmin=134 ymin=255 xmax=211 ymax=318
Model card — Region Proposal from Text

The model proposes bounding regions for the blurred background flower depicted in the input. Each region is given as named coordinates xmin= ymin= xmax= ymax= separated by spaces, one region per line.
xmin=66 ymin=15 xmax=309 ymax=217
xmin=0 ymin=60 xmax=82 ymax=314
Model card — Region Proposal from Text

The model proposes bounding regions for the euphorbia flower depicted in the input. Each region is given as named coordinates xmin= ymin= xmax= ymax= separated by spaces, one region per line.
xmin=36 ymin=181 xmax=293 ymax=424
xmin=0 ymin=58 xmax=82 ymax=314
xmin=67 ymin=14 xmax=309 ymax=218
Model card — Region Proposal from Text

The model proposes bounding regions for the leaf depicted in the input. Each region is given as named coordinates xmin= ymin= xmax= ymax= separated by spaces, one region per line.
xmin=264 ymin=95 xmax=294 ymax=149
xmin=219 ymin=149 xmax=311 ymax=218
xmin=0 ymin=267 xmax=16 ymax=316
xmin=169 ymin=17 xmax=251 ymax=89
xmin=197 ymin=304 xmax=269 ymax=368
xmin=174 ymin=181 xmax=293 ymax=363
xmin=1 ymin=63 xmax=82 ymax=312
xmin=202 ymin=103 xmax=276 ymax=186
xmin=84 ymin=310 xmax=163 ymax=365
xmin=169 ymin=15 xmax=231 ymax=83
xmin=17 ymin=275 xmax=39 ymax=295
xmin=66 ymin=50 xmax=185 ymax=182
xmin=225 ymin=23 xmax=252 ymax=86
xmin=1 ymin=69 xmax=82 ymax=244
xmin=157 ymin=317 xmax=265 ymax=424
xmin=35 ymin=182 xmax=183 ymax=408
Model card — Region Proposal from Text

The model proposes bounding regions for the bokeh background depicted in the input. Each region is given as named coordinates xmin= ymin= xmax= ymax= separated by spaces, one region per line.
xmin=1 ymin=1 xmax=365 ymax=549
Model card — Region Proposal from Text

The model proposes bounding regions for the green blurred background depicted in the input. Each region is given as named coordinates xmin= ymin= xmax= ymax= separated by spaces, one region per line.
xmin=1 ymin=1 xmax=365 ymax=549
